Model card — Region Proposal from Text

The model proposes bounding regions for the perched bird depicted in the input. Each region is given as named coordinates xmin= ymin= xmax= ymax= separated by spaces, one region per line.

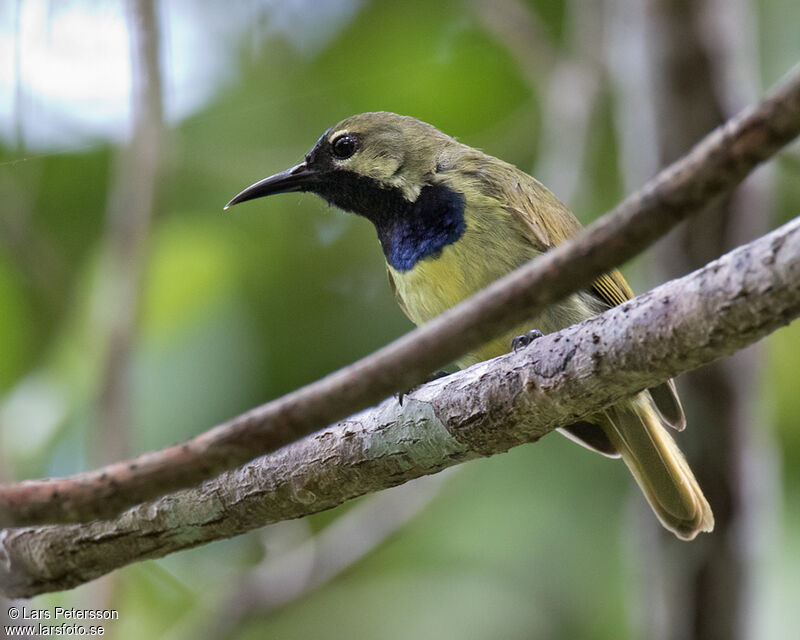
xmin=226 ymin=112 xmax=714 ymax=540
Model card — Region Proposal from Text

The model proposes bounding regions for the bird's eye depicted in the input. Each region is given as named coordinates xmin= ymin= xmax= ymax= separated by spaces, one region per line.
xmin=331 ymin=134 xmax=358 ymax=159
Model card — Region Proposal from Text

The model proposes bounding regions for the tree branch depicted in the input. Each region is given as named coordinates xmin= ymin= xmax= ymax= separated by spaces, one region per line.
xmin=1 ymin=64 xmax=799 ymax=528
xmin=1 ymin=215 xmax=798 ymax=598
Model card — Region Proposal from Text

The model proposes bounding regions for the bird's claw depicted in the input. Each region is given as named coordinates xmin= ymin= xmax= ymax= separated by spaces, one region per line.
xmin=511 ymin=329 xmax=544 ymax=352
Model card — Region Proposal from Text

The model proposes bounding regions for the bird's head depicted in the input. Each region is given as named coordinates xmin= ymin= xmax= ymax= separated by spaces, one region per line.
xmin=226 ymin=112 xmax=469 ymax=271
xmin=226 ymin=112 xmax=460 ymax=213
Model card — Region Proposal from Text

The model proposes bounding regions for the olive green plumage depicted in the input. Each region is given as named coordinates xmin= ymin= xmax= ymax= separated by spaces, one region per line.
xmin=227 ymin=111 xmax=714 ymax=540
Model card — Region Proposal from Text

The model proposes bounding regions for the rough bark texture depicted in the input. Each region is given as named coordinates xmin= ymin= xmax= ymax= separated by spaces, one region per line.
xmin=1 ymin=65 xmax=800 ymax=528
xmin=1 ymin=216 xmax=798 ymax=598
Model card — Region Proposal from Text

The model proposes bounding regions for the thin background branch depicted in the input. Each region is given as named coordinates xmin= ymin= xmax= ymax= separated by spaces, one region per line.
xmin=95 ymin=0 xmax=164 ymax=465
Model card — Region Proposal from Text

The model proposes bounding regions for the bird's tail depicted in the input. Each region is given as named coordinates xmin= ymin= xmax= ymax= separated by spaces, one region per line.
xmin=601 ymin=393 xmax=714 ymax=540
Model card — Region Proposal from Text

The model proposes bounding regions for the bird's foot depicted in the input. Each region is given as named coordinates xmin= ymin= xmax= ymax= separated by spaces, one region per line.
xmin=397 ymin=370 xmax=450 ymax=406
xmin=511 ymin=329 xmax=544 ymax=352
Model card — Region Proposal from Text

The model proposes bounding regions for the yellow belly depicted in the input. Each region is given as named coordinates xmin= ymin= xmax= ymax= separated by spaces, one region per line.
xmin=388 ymin=227 xmax=603 ymax=368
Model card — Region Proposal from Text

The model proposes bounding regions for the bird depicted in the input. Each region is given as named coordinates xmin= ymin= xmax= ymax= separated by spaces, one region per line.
xmin=226 ymin=111 xmax=714 ymax=540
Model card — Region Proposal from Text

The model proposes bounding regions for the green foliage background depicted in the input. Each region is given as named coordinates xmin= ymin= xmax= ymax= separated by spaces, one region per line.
xmin=1 ymin=0 xmax=799 ymax=637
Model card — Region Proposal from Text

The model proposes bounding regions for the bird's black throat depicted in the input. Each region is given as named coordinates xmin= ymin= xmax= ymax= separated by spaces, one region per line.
xmin=312 ymin=171 xmax=466 ymax=272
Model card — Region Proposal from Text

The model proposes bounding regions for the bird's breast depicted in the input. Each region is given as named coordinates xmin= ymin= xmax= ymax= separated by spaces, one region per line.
xmin=389 ymin=246 xmax=472 ymax=326
xmin=388 ymin=214 xmax=605 ymax=367
xmin=388 ymin=218 xmax=536 ymax=327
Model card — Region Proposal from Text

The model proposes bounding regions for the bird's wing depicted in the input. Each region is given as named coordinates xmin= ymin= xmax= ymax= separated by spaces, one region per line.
xmin=506 ymin=173 xmax=685 ymax=431
xmin=503 ymin=175 xmax=635 ymax=308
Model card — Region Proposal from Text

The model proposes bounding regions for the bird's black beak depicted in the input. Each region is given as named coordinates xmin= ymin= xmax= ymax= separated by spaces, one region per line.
xmin=224 ymin=162 xmax=318 ymax=210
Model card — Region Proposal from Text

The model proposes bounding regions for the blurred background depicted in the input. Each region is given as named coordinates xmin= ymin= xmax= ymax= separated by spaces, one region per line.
xmin=1 ymin=0 xmax=799 ymax=638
